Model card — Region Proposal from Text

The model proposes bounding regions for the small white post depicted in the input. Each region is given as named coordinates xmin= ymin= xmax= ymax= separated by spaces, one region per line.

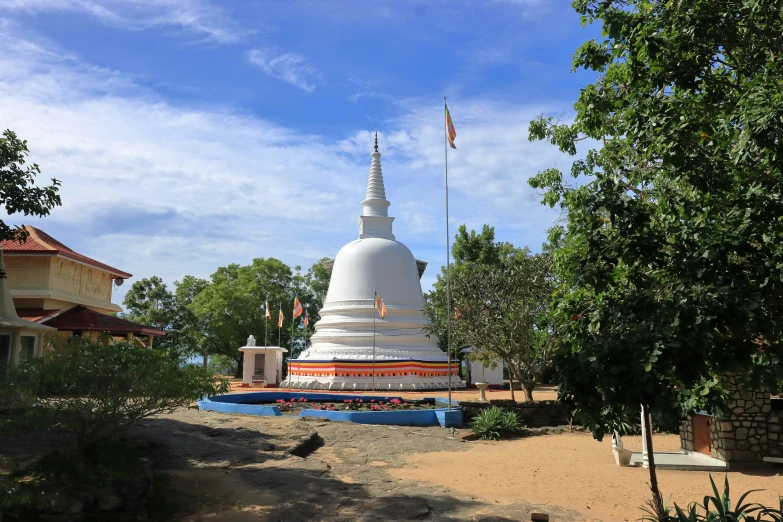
xmin=641 ymin=407 xmax=652 ymax=468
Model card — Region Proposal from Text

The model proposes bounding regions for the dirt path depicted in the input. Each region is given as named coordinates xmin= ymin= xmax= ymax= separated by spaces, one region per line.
xmin=131 ymin=408 xmax=578 ymax=521
xmin=389 ymin=432 xmax=783 ymax=522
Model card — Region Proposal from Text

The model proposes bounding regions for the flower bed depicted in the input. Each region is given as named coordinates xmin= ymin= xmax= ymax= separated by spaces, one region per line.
xmin=196 ymin=392 xmax=462 ymax=427
xmin=271 ymin=397 xmax=435 ymax=414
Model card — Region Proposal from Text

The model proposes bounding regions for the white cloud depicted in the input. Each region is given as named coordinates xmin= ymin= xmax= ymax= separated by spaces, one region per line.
xmin=0 ymin=0 xmax=247 ymax=42
xmin=0 ymin=27 xmax=579 ymax=308
xmin=247 ymin=48 xmax=319 ymax=93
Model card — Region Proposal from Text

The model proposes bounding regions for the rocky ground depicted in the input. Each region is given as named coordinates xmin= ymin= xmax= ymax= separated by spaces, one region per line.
xmin=129 ymin=407 xmax=575 ymax=521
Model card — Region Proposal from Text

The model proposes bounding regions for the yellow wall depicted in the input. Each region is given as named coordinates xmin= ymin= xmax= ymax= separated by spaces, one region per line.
xmin=49 ymin=258 xmax=113 ymax=303
xmin=5 ymin=255 xmax=117 ymax=312
xmin=4 ymin=256 xmax=50 ymax=290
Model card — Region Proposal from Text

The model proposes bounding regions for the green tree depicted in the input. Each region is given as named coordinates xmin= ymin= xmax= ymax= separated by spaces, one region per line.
xmin=0 ymin=129 xmax=62 ymax=243
xmin=0 ymin=338 xmax=228 ymax=462
xmin=528 ymin=0 xmax=783 ymax=515
xmin=122 ymin=276 xmax=208 ymax=360
xmin=426 ymin=248 xmax=555 ymax=401
xmin=425 ymin=224 xmax=518 ymax=353
xmin=190 ymin=258 xmax=320 ymax=377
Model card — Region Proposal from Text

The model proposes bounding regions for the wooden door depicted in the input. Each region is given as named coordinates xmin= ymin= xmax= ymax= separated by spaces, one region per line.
xmin=692 ymin=414 xmax=712 ymax=456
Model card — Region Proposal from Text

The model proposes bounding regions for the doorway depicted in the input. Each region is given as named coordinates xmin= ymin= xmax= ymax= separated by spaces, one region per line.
xmin=254 ymin=353 xmax=266 ymax=382
xmin=692 ymin=414 xmax=712 ymax=456
xmin=0 ymin=334 xmax=10 ymax=369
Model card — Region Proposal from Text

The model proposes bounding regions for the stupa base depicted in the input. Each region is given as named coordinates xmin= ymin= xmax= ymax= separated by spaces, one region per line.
xmin=279 ymin=379 xmax=466 ymax=391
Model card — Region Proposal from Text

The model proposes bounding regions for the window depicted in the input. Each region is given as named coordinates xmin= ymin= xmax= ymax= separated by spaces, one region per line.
xmin=19 ymin=335 xmax=36 ymax=362
xmin=0 ymin=334 xmax=10 ymax=366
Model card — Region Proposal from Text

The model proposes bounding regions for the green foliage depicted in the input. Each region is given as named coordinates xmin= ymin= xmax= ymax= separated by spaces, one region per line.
xmin=0 ymin=129 xmax=62 ymax=243
xmin=641 ymin=475 xmax=783 ymax=522
xmin=207 ymin=353 xmax=238 ymax=376
xmin=0 ymin=338 xmax=229 ymax=459
xmin=123 ymin=258 xmax=331 ymax=377
xmin=426 ymin=232 xmax=557 ymax=402
xmin=529 ymin=0 xmax=783 ymax=439
xmin=470 ymin=406 xmax=522 ymax=440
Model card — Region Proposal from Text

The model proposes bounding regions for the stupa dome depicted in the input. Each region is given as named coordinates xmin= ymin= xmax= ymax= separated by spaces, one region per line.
xmin=282 ymin=134 xmax=457 ymax=390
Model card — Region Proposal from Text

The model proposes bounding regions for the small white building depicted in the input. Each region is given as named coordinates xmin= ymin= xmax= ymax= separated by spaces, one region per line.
xmin=239 ymin=335 xmax=287 ymax=387
xmin=461 ymin=348 xmax=504 ymax=387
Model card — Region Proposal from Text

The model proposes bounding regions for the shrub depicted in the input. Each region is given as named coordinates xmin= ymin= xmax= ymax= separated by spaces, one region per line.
xmin=471 ymin=406 xmax=522 ymax=440
xmin=640 ymin=475 xmax=783 ymax=521
xmin=0 ymin=338 xmax=230 ymax=461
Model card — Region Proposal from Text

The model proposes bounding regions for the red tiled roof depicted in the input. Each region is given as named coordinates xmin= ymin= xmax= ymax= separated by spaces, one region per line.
xmin=16 ymin=308 xmax=61 ymax=323
xmin=43 ymin=305 xmax=165 ymax=337
xmin=0 ymin=226 xmax=132 ymax=278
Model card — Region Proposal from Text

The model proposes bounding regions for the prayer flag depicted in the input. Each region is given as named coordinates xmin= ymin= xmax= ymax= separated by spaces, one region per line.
xmin=265 ymin=300 xmax=271 ymax=319
xmin=293 ymin=297 xmax=303 ymax=318
xmin=304 ymin=310 xmax=309 ymax=327
xmin=278 ymin=307 xmax=284 ymax=327
xmin=445 ymin=105 xmax=457 ymax=149
xmin=375 ymin=291 xmax=387 ymax=319
xmin=454 ymin=306 xmax=462 ymax=319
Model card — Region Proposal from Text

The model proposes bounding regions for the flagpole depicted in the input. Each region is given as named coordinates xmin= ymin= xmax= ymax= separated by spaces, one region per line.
xmin=264 ymin=297 xmax=268 ymax=385
xmin=444 ymin=96 xmax=453 ymax=410
xmin=372 ymin=288 xmax=376 ymax=392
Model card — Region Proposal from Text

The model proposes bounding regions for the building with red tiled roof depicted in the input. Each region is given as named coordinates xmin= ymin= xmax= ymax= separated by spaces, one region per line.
xmin=0 ymin=225 xmax=130 ymax=314
xmin=0 ymin=226 xmax=164 ymax=360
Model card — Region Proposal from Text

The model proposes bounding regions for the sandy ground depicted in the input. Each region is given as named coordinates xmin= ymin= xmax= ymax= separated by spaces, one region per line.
xmin=390 ymin=432 xmax=783 ymax=522
xmin=4 ymin=399 xmax=781 ymax=521
xmin=129 ymin=409 xmax=571 ymax=521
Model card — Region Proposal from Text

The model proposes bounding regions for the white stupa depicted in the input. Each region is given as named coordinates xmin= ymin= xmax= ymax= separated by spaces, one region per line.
xmin=282 ymin=135 xmax=456 ymax=390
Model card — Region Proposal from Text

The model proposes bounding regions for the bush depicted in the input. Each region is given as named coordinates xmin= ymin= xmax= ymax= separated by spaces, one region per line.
xmin=0 ymin=338 xmax=230 ymax=460
xmin=641 ymin=475 xmax=783 ymax=521
xmin=471 ymin=406 xmax=522 ymax=440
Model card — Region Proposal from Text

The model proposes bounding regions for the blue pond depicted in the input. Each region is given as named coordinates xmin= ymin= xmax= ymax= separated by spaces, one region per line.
xmin=197 ymin=391 xmax=462 ymax=428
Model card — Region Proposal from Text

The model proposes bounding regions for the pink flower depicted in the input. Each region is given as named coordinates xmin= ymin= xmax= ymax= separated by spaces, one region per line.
xmin=370 ymin=399 xmax=375 ymax=403
xmin=344 ymin=399 xmax=351 ymax=403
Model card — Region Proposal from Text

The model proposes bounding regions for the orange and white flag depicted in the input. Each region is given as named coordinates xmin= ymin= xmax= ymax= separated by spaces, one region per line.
xmin=375 ymin=291 xmax=387 ymax=319
xmin=445 ymin=104 xmax=457 ymax=149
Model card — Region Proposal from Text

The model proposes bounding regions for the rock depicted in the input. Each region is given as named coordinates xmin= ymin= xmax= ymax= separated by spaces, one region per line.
xmin=96 ymin=491 xmax=124 ymax=511
xmin=383 ymin=500 xmax=432 ymax=520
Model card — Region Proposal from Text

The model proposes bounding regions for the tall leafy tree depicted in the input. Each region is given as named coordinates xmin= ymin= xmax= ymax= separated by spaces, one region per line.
xmin=0 ymin=129 xmax=62 ymax=242
xmin=426 ymin=247 xmax=555 ymax=401
xmin=529 ymin=0 xmax=783 ymax=514
xmin=190 ymin=258 xmax=320 ymax=377
xmin=425 ymin=224 xmax=517 ymax=352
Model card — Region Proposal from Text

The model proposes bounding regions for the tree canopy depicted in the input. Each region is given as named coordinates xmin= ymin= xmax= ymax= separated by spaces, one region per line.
xmin=529 ymin=0 xmax=783 ymax=513
xmin=0 ymin=129 xmax=61 ymax=243
xmin=123 ymin=258 xmax=330 ymax=377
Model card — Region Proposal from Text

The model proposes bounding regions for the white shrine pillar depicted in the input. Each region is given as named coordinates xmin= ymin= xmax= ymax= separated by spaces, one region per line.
xmin=641 ymin=407 xmax=653 ymax=468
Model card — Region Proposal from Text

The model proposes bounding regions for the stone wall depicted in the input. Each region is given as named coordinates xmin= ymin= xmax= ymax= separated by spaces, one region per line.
xmin=460 ymin=399 xmax=570 ymax=428
xmin=680 ymin=376 xmax=783 ymax=466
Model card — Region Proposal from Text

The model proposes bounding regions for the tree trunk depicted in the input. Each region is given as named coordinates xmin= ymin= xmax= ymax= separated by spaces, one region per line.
xmin=235 ymin=352 xmax=244 ymax=379
xmin=505 ymin=361 xmax=515 ymax=402
xmin=522 ymin=381 xmax=535 ymax=402
xmin=202 ymin=350 xmax=208 ymax=368
xmin=642 ymin=403 xmax=665 ymax=521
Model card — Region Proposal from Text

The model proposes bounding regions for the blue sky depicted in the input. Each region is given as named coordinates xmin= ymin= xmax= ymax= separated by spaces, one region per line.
xmin=0 ymin=0 xmax=601 ymax=305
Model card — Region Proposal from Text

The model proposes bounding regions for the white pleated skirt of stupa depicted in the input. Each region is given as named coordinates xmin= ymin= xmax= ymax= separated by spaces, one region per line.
xmin=281 ymin=136 xmax=458 ymax=391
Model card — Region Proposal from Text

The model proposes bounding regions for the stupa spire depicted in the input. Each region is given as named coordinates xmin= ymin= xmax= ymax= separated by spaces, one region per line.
xmin=358 ymin=135 xmax=394 ymax=240
xmin=361 ymin=133 xmax=391 ymax=217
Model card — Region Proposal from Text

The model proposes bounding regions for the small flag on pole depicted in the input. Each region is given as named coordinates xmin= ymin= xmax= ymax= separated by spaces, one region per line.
xmin=293 ymin=297 xmax=303 ymax=318
xmin=304 ymin=310 xmax=309 ymax=327
xmin=445 ymin=104 xmax=457 ymax=149
xmin=454 ymin=306 xmax=462 ymax=319
xmin=265 ymin=300 xmax=271 ymax=319
xmin=278 ymin=307 xmax=284 ymax=327
xmin=375 ymin=291 xmax=387 ymax=319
